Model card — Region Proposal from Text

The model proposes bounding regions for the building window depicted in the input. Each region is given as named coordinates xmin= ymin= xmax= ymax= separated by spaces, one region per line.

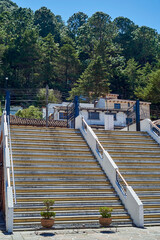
xmin=114 ymin=103 xmax=121 ymax=109
xmin=88 ymin=112 xmax=99 ymax=120
xmin=59 ymin=112 xmax=67 ymax=120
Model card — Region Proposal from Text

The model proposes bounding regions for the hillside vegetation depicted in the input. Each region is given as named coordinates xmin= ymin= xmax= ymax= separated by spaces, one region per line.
xmin=0 ymin=0 xmax=159 ymax=115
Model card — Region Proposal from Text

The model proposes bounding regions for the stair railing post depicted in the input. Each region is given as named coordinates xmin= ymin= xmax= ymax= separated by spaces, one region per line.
xmin=5 ymin=90 xmax=10 ymax=124
xmin=136 ymin=100 xmax=140 ymax=131
xmin=46 ymin=85 xmax=49 ymax=127
xmin=74 ymin=96 xmax=79 ymax=129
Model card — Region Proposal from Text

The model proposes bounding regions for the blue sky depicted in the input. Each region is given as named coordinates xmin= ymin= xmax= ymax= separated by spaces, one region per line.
xmin=13 ymin=0 xmax=160 ymax=33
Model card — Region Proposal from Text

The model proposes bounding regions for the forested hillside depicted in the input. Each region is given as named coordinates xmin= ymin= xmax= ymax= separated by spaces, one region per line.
xmin=0 ymin=0 xmax=160 ymax=114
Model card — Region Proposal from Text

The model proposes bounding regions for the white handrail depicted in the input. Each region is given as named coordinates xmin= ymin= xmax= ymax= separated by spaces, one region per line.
xmin=1 ymin=111 xmax=14 ymax=233
xmin=7 ymin=116 xmax=16 ymax=204
xmin=150 ymin=122 xmax=160 ymax=135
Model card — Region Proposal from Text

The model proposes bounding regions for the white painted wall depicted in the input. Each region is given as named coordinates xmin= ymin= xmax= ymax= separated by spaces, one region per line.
xmin=1 ymin=113 xmax=14 ymax=233
xmin=105 ymin=115 xmax=114 ymax=130
xmin=141 ymin=119 xmax=160 ymax=144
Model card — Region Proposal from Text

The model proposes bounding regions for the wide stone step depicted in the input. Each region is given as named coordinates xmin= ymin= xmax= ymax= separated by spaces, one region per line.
xmin=113 ymin=156 xmax=160 ymax=161
xmin=120 ymin=167 xmax=160 ymax=171
xmin=12 ymin=147 xmax=91 ymax=154
xmin=98 ymin=134 xmax=151 ymax=139
xmin=14 ymin=210 xmax=128 ymax=218
xmin=11 ymin=127 xmax=80 ymax=133
xmin=12 ymin=152 xmax=95 ymax=158
xmin=14 ymin=171 xmax=106 ymax=178
xmin=13 ymin=213 xmax=130 ymax=223
xmin=106 ymin=146 xmax=160 ymax=151
xmin=16 ymin=192 xmax=116 ymax=198
xmin=14 ymin=165 xmax=101 ymax=171
xmin=115 ymin=161 xmax=160 ymax=165
xmin=122 ymin=172 xmax=160 ymax=177
xmin=15 ymin=186 xmax=113 ymax=192
xmin=12 ymin=180 xmax=108 ymax=185
xmin=14 ymin=204 xmax=123 ymax=212
xmin=127 ymin=180 xmax=160 ymax=185
xmin=16 ymin=195 xmax=120 ymax=202
xmin=11 ymin=133 xmax=83 ymax=139
xmin=11 ymin=138 xmax=86 ymax=145
xmin=15 ymin=199 xmax=122 ymax=207
xmin=94 ymin=130 xmax=148 ymax=136
xmin=13 ymin=158 xmax=98 ymax=165
xmin=108 ymin=149 xmax=160 ymax=153
xmin=110 ymin=153 xmax=160 ymax=158
xmin=12 ymin=142 xmax=89 ymax=149
xmin=103 ymin=142 xmax=158 ymax=147
xmin=131 ymin=186 xmax=160 ymax=191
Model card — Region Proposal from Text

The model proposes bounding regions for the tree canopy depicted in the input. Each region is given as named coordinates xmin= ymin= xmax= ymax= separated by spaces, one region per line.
xmin=0 ymin=0 xmax=159 ymax=115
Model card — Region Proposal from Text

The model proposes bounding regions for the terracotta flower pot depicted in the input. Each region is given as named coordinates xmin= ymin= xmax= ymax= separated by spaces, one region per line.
xmin=41 ymin=218 xmax=55 ymax=228
xmin=99 ymin=217 xmax=112 ymax=226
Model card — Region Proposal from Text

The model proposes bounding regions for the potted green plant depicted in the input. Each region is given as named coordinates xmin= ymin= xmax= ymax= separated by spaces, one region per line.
xmin=41 ymin=199 xmax=56 ymax=228
xmin=99 ymin=207 xmax=113 ymax=226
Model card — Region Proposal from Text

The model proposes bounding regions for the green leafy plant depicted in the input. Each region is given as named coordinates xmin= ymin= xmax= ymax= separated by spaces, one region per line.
xmin=41 ymin=200 xmax=56 ymax=219
xmin=99 ymin=207 xmax=113 ymax=218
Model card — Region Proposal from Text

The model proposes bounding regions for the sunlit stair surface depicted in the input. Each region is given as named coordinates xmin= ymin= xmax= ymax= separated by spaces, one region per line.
xmin=94 ymin=129 xmax=160 ymax=226
xmin=10 ymin=126 xmax=132 ymax=231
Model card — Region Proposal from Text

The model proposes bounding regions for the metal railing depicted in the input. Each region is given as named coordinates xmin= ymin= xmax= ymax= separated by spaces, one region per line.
xmin=67 ymin=102 xmax=75 ymax=128
xmin=7 ymin=116 xmax=16 ymax=204
xmin=126 ymin=103 xmax=136 ymax=130
xmin=96 ymin=139 xmax=104 ymax=159
xmin=116 ymin=169 xmax=128 ymax=196
xmin=82 ymin=117 xmax=88 ymax=132
xmin=150 ymin=122 xmax=160 ymax=137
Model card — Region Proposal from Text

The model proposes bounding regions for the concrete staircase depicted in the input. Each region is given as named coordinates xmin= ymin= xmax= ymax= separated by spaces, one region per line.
xmin=94 ymin=130 xmax=160 ymax=226
xmin=10 ymin=126 xmax=132 ymax=230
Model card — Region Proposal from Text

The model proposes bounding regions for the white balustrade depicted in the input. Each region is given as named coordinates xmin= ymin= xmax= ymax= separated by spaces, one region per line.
xmin=75 ymin=114 xmax=144 ymax=227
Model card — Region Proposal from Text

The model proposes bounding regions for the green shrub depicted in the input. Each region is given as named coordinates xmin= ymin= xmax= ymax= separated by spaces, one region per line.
xmin=99 ymin=207 xmax=113 ymax=218
xmin=15 ymin=105 xmax=42 ymax=119
xmin=41 ymin=199 xmax=56 ymax=219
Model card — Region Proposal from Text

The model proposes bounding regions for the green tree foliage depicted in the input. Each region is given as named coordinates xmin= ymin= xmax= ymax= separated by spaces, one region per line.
xmin=69 ymin=56 xmax=109 ymax=100
xmin=135 ymin=69 xmax=160 ymax=104
xmin=58 ymin=37 xmax=80 ymax=91
xmin=34 ymin=7 xmax=60 ymax=42
xmin=122 ymin=59 xmax=140 ymax=99
xmin=67 ymin=12 xmax=88 ymax=39
xmin=37 ymin=88 xmax=62 ymax=105
xmin=0 ymin=0 xmax=17 ymax=14
xmin=114 ymin=17 xmax=138 ymax=60
xmin=40 ymin=33 xmax=59 ymax=87
xmin=132 ymin=26 xmax=160 ymax=65
xmin=0 ymin=1 xmax=159 ymax=110
xmin=15 ymin=105 xmax=42 ymax=119
xmin=88 ymin=12 xmax=112 ymax=43
xmin=3 ymin=28 xmax=41 ymax=88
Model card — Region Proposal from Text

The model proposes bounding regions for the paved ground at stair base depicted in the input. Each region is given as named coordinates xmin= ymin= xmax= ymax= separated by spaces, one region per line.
xmin=1 ymin=227 xmax=160 ymax=240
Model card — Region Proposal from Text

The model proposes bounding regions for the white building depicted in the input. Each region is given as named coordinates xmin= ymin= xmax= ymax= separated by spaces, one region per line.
xmin=43 ymin=94 xmax=151 ymax=129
